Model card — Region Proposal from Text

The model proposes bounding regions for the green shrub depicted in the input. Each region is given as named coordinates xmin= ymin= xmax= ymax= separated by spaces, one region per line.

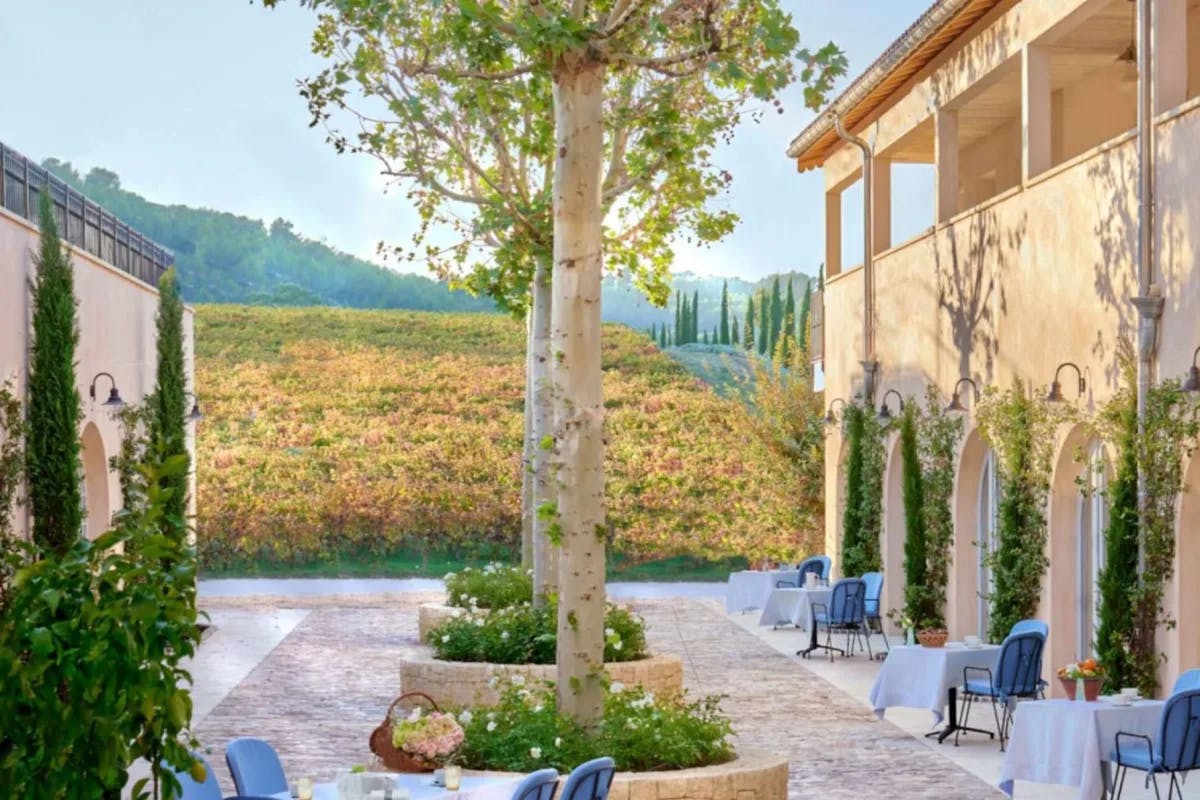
xmin=445 ymin=563 xmax=533 ymax=610
xmin=429 ymin=601 xmax=647 ymax=664
xmin=456 ymin=678 xmax=733 ymax=772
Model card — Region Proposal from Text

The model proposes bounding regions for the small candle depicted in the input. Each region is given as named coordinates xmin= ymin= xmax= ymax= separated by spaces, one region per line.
xmin=297 ymin=777 xmax=313 ymax=800
xmin=444 ymin=765 xmax=462 ymax=791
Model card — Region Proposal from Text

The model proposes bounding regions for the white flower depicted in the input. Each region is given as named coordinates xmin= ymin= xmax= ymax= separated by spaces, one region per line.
xmin=442 ymin=634 xmax=450 ymax=643
xmin=519 ymin=689 xmax=531 ymax=700
xmin=407 ymin=708 xmax=423 ymax=723
xmin=614 ymin=641 xmax=623 ymax=651
xmin=611 ymin=682 xmax=625 ymax=693
xmin=554 ymin=737 xmax=563 ymax=748
xmin=487 ymin=676 xmax=499 ymax=689
xmin=512 ymin=675 xmax=525 ymax=687
xmin=533 ymin=703 xmax=544 ymax=713
xmin=487 ymin=711 xmax=496 ymax=721
xmin=469 ymin=596 xmax=478 ymax=607
xmin=487 ymin=721 xmax=497 ymax=732
xmin=605 ymin=627 xmax=615 ymax=637
xmin=501 ymin=630 xmax=510 ymax=640
xmin=474 ymin=617 xmax=485 ymax=627
xmin=530 ymin=747 xmax=542 ymax=759
xmin=459 ymin=710 xmax=474 ymax=724
xmin=444 ymin=572 xmax=456 ymax=580
xmin=625 ymin=719 xmax=638 ymax=730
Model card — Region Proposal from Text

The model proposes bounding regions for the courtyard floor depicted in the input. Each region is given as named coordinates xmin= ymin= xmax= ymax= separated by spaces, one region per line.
xmin=184 ymin=583 xmax=1187 ymax=800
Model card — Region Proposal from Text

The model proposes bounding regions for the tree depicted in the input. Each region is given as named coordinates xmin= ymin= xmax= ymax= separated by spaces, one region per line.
xmin=745 ymin=296 xmax=755 ymax=352
xmin=757 ymin=291 xmax=769 ymax=355
xmin=768 ymin=276 xmax=783 ymax=356
xmin=719 ymin=280 xmax=730 ymax=345
xmin=780 ymin=278 xmax=795 ymax=361
xmin=841 ymin=405 xmax=865 ymax=575
xmin=285 ymin=0 xmax=845 ymax=724
xmin=899 ymin=402 xmax=933 ymax=628
xmin=797 ymin=279 xmax=812 ymax=352
xmin=702 ymin=330 xmax=709 ymax=345
xmin=730 ymin=314 xmax=739 ymax=347
xmin=691 ymin=291 xmax=700 ymax=344
xmin=150 ymin=268 xmax=190 ymax=541
xmin=674 ymin=291 xmax=682 ymax=343
xmin=26 ymin=192 xmax=83 ymax=557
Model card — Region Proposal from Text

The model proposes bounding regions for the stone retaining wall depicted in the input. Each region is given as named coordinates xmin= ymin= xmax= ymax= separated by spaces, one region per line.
xmin=476 ymin=749 xmax=787 ymax=800
xmin=400 ymin=652 xmax=684 ymax=708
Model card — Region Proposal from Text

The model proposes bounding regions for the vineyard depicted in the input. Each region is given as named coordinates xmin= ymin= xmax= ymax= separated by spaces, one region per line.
xmin=194 ymin=305 xmax=818 ymax=573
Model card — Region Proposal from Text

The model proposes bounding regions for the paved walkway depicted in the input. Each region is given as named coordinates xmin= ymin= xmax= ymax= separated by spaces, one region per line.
xmin=191 ymin=593 xmax=999 ymax=799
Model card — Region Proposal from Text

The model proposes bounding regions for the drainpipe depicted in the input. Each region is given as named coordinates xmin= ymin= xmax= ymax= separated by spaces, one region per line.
xmin=1132 ymin=0 xmax=1163 ymax=580
xmin=833 ymin=111 xmax=878 ymax=405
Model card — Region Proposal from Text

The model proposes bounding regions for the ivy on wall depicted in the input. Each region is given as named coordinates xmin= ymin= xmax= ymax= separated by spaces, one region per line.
xmin=899 ymin=402 xmax=933 ymax=627
xmin=842 ymin=402 xmax=884 ymax=577
xmin=918 ymin=386 xmax=964 ymax=630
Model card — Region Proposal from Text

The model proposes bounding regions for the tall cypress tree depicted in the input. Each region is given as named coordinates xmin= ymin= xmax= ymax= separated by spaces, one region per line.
xmin=702 ymin=330 xmax=708 ymax=345
xmin=768 ymin=277 xmax=783 ymax=356
xmin=841 ymin=405 xmax=866 ymax=575
xmin=719 ymin=281 xmax=730 ymax=345
xmin=27 ymin=192 xmax=83 ymax=556
xmin=797 ymin=279 xmax=812 ymax=352
xmin=712 ymin=325 xmax=718 ymax=344
xmin=731 ymin=314 xmax=740 ymax=347
xmin=745 ymin=297 xmax=755 ymax=351
xmin=150 ymin=267 xmax=189 ymax=540
xmin=649 ymin=322 xmax=657 ymax=343
xmin=691 ymin=290 xmax=700 ymax=344
xmin=781 ymin=279 xmax=796 ymax=361
xmin=900 ymin=403 xmax=932 ymax=627
xmin=757 ymin=290 xmax=769 ymax=355
xmin=674 ymin=291 xmax=681 ymax=342
xmin=680 ymin=295 xmax=690 ymax=344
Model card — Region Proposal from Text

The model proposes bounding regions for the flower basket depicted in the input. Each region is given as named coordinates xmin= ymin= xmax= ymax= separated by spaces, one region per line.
xmin=369 ymin=692 xmax=441 ymax=772
xmin=917 ymin=628 xmax=948 ymax=648
xmin=1058 ymin=677 xmax=1103 ymax=701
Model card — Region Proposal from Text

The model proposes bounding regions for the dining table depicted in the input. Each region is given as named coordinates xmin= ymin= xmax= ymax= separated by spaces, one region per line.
xmin=724 ymin=569 xmax=793 ymax=613
xmin=271 ymin=773 xmax=522 ymax=800
xmin=998 ymin=697 xmax=1164 ymax=800
xmin=757 ymin=586 xmax=832 ymax=629
xmin=868 ymin=642 xmax=1002 ymax=742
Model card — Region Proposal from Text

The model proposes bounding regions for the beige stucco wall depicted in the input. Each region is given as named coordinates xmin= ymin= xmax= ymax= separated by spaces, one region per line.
xmin=0 ymin=206 xmax=196 ymax=539
xmin=819 ymin=96 xmax=1200 ymax=692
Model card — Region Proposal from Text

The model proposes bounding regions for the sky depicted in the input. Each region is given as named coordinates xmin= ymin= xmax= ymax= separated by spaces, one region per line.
xmin=0 ymin=1 xmax=933 ymax=282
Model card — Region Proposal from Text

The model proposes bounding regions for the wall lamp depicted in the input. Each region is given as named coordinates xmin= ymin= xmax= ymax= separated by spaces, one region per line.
xmin=88 ymin=372 xmax=124 ymax=407
xmin=184 ymin=392 xmax=204 ymax=423
xmin=824 ymin=397 xmax=847 ymax=426
xmin=1045 ymin=362 xmax=1086 ymax=402
xmin=945 ymin=377 xmax=980 ymax=413
xmin=1184 ymin=346 xmax=1200 ymax=394
xmin=877 ymin=389 xmax=904 ymax=424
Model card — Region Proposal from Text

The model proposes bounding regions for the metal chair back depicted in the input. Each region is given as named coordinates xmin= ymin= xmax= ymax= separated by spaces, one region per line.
xmin=1158 ymin=689 xmax=1200 ymax=773
xmin=827 ymin=578 xmax=866 ymax=626
xmin=861 ymin=572 xmax=883 ymax=619
xmin=560 ymin=757 xmax=615 ymax=800
xmin=993 ymin=631 xmax=1044 ymax=700
xmin=226 ymin=737 xmax=288 ymax=796
xmin=1008 ymin=619 xmax=1048 ymax=640
xmin=511 ymin=768 xmax=561 ymax=800
xmin=1173 ymin=669 xmax=1200 ymax=694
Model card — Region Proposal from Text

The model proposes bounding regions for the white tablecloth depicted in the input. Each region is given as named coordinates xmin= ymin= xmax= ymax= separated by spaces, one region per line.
xmin=725 ymin=570 xmax=791 ymax=613
xmin=869 ymin=643 xmax=1001 ymax=724
xmin=757 ymin=587 xmax=832 ymax=629
xmin=999 ymin=698 xmax=1163 ymax=800
xmin=274 ymin=774 xmax=522 ymax=800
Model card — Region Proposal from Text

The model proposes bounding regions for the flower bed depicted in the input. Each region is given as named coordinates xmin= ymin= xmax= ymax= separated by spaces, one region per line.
xmin=399 ymin=654 xmax=684 ymax=708
xmin=445 ymin=564 xmax=532 ymax=610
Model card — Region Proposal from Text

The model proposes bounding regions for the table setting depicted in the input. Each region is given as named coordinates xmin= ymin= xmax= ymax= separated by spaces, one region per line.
xmin=757 ymin=580 xmax=832 ymax=628
xmin=272 ymin=771 xmax=522 ymax=800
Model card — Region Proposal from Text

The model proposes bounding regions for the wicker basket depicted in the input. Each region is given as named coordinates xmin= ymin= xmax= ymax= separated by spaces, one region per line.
xmin=369 ymin=692 xmax=440 ymax=772
xmin=917 ymin=628 xmax=948 ymax=648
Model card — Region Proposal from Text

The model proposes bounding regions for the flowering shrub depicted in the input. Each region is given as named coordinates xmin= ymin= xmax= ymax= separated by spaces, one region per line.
xmin=429 ymin=601 xmax=646 ymax=664
xmin=193 ymin=306 xmax=819 ymax=569
xmin=445 ymin=564 xmax=532 ymax=610
xmin=391 ymin=707 xmax=465 ymax=767
xmin=456 ymin=678 xmax=733 ymax=772
xmin=1058 ymin=658 xmax=1105 ymax=680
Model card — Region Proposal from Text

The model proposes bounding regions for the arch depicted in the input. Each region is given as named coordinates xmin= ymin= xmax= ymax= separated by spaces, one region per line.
xmin=1167 ymin=453 xmax=1200 ymax=689
xmin=1046 ymin=424 xmax=1099 ymax=684
xmin=881 ymin=433 xmax=905 ymax=630
xmin=80 ymin=423 xmax=110 ymax=541
xmin=949 ymin=427 xmax=993 ymax=640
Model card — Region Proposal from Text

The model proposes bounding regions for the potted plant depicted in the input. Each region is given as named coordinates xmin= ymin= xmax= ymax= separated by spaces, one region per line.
xmin=916 ymin=624 xmax=948 ymax=649
xmin=1058 ymin=659 xmax=1105 ymax=701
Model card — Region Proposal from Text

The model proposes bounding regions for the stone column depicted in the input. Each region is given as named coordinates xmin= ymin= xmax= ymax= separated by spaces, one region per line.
xmin=1023 ymin=44 xmax=1052 ymax=180
xmin=935 ymin=109 xmax=959 ymax=223
xmin=1154 ymin=0 xmax=1189 ymax=114
xmin=872 ymin=155 xmax=892 ymax=254
xmin=825 ymin=189 xmax=842 ymax=277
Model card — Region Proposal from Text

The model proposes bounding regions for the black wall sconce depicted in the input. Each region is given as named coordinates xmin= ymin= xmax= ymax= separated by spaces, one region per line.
xmin=1045 ymin=362 xmax=1086 ymax=402
xmin=945 ymin=377 xmax=980 ymax=412
xmin=824 ymin=397 xmax=847 ymax=426
xmin=877 ymin=389 xmax=903 ymax=423
xmin=88 ymin=372 xmax=124 ymax=407
xmin=1184 ymin=346 xmax=1200 ymax=394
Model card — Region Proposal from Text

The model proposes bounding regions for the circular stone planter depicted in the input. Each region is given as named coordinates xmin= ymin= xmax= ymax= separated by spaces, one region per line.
xmin=418 ymin=603 xmax=472 ymax=641
xmin=399 ymin=652 xmax=684 ymax=708
xmin=475 ymin=749 xmax=787 ymax=800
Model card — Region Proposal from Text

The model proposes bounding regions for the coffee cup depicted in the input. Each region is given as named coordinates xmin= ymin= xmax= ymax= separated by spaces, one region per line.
xmin=964 ymin=635 xmax=981 ymax=648
xmin=1121 ymin=688 xmax=1141 ymax=700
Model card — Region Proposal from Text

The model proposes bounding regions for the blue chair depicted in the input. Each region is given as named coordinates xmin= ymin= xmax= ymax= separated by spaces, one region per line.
xmin=860 ymin=571 xmax=889 ymax=658
xmin=958 ymin=631 xmax=1045 ymax=750
xmin=560 ymin=757 xmax=615 ymax=800
xmin=1007 ymin=619 xmax=1049 ymax=697
xmin=776 ymin=555 xmax=831 ymax=588
xmin=169 ymin=753 xmax=278 ymax=800
xmin=511 ymin=768 xmax=560 ymax=800
xmin=1173 ymin=669 xmax=1200 ymax=694
xmin=225 ymin=738 xmax=288 ymax=797
xmin=1111 ymin=687 xmax=1200 ymax=799
xmin=803 ymin=577 xmax=870 ymax=661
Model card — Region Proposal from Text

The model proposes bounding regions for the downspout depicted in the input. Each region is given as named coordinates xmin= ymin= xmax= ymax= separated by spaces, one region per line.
xmin=833 ymin=111 xmax=878 ymax=405
xmin=1132 ymin=0 xmax=1163 ymax=580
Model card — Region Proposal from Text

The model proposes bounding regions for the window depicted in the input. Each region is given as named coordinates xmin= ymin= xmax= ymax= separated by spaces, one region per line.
xmin=978 ymin=449 xmax=999 ymax=635
xmin=1077 ymin=440 xmax=1109 ymax=658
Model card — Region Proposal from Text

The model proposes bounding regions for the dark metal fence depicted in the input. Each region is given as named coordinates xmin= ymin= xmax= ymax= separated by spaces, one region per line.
xmin=1 ymin=141 xmax=173 ymax=286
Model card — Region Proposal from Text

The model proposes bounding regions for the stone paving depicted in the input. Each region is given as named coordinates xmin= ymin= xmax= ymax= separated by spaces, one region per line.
xmin=193 ymin=594 xmax=1001 ymax=799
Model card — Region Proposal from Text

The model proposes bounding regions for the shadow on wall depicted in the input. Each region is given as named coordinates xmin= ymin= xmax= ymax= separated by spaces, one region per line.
xmin=1087 ymin=144 xmax=1140 ymax=389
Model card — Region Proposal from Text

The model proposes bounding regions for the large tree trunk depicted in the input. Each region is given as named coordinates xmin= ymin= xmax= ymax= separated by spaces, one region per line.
xmin=520 ymin=306 xmax=535 ymax=568
xmin=531 ymin=252 xmax=558 ymax=606
xmin=551 ymin=53 xmax=607 ymax=726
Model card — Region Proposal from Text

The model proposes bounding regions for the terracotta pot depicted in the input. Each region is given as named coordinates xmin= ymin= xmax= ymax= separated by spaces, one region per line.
xmin=917 ymin=628 xmax=948 ymax=648
xmin=1057 ymin=676 xmax=1103 ymax=701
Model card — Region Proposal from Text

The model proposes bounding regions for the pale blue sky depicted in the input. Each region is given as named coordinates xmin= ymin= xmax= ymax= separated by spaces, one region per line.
xmin=0 ymin=1 xmax=932 ymax=281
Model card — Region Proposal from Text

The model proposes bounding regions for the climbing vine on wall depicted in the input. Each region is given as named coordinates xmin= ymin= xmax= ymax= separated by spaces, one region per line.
xmin=842 ymin=401 xmax=884 ymax=577
xmin=977 ymin=378 xmax=1070 ymax=642
xmin=899 ymin=402 xmax=933 ymax=627
xmin=918 ymin=386 xmax=964 ymax=629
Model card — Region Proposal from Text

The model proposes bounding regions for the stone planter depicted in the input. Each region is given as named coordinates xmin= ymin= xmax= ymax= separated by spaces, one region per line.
xmin=418 ymin=603 xmax=473 ymax=641
xmin=475 ymin=749 xmax=787 ymax=800
xmin=400 ymin=652 xmax=685 ymax=708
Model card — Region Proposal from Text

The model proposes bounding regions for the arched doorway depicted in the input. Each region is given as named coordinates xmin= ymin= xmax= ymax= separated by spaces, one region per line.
xmin=80 ymin=423 xmax=110 ymax=541
xmin=882 ymin=434 xmax=905 ymax=627
xmin=949 ymin=429 xmax=997 ymax=639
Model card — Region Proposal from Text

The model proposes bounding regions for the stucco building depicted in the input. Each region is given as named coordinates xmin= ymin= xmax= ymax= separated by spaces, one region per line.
xmin=0 ymin=141 xmax=196 ymax=540
xmin=790 ymin=0 xmax=1199 ymax=691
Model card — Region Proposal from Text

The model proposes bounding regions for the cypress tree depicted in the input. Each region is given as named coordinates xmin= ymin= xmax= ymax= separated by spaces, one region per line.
xmin=27 ymin=192 xmax=83 ymax=556
xmin=841 ymin=405 xmax=865 ymax=575
xmin=712 ymin=325 xmax=718 ymax=344
xmin=150 ymin=267 xmax=189 ymax=540
xmin=702 ymin=330 xmax=708 ymax=345
xmin=757 ymin=290 xmax=769 ymax=355
xmin=798 ymin=280 xmax=812 ymax=352
xmin=649 ymin=322 xmax=657 ymax=343
xmin=768 ymin=277 xmax=783 ymax=356
xmin=681 ymin=295 xmax=691 ymax=344
xmin=731 ymin=315 xmax=740 ymax=347
xmin=674 ymin=291 xmax=681 ymax=342
xmin=900 ymin=404 xmax=932 ymax=627
xmin=745 ymin=297 xmax=755 ymax=351
xmin=781 ymin=280 xmax=796 ymax=361
xmin=691 ymin=290 xmax=700 ymax=344
xmin=719 ymin=280 xmax=730 ymax=345
xmin=657 ymin=325 xmax=666 ymax=348
xmin=818 ymin=262 xmax=825 ymax=291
